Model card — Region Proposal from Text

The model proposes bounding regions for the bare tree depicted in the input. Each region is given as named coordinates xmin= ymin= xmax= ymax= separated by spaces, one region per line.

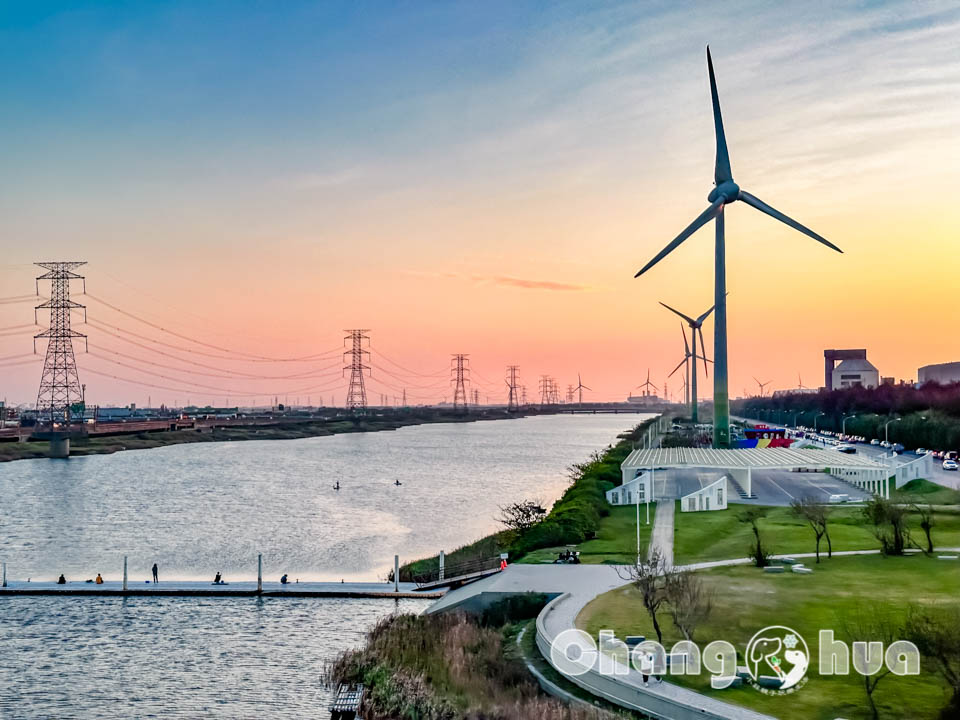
xmin=863 ymin=496 xmax=911 ymax=556
xmin=617 ymin=548 xmax=668 ymax=644
xmin=910 ymin=503 xmax=935 ymax=555
xmin=789 ymin=496 xmax=832 ymax=562
xmin=737 ymin=507 xmax=772 ymax=567
xmin=838 ymin=603 xmax=904 ymax=720
xmin=496 ymin=499 xmax=547 ymax=536
xmin=906 ymin=605 xmax=960 ymax=717
xmin=663 ymin=569 xmax=713 ymax=642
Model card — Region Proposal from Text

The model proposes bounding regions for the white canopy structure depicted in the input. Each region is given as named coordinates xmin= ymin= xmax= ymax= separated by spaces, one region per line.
xmin=621 ymin=447 xmax=892 ymax=498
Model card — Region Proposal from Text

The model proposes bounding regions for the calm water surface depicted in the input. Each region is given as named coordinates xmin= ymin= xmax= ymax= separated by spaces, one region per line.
xmin=1 ymin=415 xmax=644 ymax=717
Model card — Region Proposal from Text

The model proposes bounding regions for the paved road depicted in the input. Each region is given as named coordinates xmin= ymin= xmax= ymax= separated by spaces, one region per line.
xmin=650 ymin=500 xmax=675 ymax=566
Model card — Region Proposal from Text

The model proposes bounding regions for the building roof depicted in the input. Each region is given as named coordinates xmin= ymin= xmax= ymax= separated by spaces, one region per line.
xmin=833 ymin=358 xmax=878 ymax=374
xmin=621 ymin=447 xmax=887 ymax=471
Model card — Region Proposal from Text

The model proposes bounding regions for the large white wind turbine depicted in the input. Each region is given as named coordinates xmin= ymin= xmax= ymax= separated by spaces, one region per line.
xmin=634 ymin=47 xmax=842 ymax=447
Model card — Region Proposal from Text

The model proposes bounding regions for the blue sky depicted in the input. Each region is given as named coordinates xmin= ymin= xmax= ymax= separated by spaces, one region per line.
xmin=1 ymin=1 xmax=959 ymax=405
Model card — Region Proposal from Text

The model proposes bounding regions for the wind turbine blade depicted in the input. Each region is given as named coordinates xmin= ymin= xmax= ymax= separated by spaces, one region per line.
xmin=738 ymin=190 xmax=843 ymax=254
xmin=695 ymin=304 xmax=716 ymax=326
xmin=659 ymin=301 xmax=696 ymax=325
xmin=698 ymin=326 xmax=709 ymax=377
xmin=681 ymin=323 xmax=690 ymax=355
xmin=707 ymin=46 xmax=732 ymax=185
xmin=668 ymin=358 xmax=686 ymax=378
xmin=582 ymin=385 xmax=592 ymax=391
xmin=635 ymin=199 xmax=723 ymax=277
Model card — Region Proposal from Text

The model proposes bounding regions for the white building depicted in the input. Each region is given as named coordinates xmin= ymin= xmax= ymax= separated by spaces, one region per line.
xmin=605 ymin=472 xmax=651 ymax=506
xmin=832 ymin=358 xmax=879 ymax=390
xmin=681 ymin=476 xmax=727 ymax=512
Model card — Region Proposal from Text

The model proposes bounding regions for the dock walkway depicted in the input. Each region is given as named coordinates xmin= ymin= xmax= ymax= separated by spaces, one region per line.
xmin=0 ymin=579 xmax=443 ymax=600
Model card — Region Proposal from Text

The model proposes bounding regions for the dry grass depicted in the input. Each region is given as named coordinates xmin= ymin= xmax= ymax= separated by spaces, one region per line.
xmin=327 ymin=612 xmax=606 ymax=720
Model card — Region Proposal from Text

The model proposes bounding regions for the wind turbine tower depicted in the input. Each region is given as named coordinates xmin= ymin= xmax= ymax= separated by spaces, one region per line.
xmin=661 ymin=302 xmax=714 ymax=423
xmin=574 ymin=373 xmax=591 ymax=407
xmin=633 ymin=48 xmax=842 ymax=447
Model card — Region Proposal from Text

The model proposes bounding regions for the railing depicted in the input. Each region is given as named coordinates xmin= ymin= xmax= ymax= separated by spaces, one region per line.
xmin=411 ymin=556 xmax=502 ymax=587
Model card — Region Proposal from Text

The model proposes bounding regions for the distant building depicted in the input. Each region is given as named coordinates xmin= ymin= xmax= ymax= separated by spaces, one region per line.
xmin=918 ymin=362 xmax=960 ymax=385
xmin=626 ymin=394 xmax=661 ymax=405
xmin=824 ymin=349 xmax=867 ymax=391
xmin=881 ymin=376 xmax=895 ymax=386
xmin=832 ymin=358 xmax=879 ymax=390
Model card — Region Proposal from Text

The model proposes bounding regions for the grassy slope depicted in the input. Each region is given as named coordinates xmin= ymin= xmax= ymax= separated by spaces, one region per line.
xmin=894 ymin=477 xmax=960 ymax=505
xmin=519 ymin=505 xmax=654 ymax=565
xmin=577 ymin=554 xmax=959 ymax=720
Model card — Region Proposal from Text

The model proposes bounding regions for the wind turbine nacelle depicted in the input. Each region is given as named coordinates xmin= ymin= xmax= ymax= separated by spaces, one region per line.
xmin=708 ymin=181 xmax=740 ymax=204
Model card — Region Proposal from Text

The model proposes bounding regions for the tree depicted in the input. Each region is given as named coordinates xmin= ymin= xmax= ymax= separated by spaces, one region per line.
xmin=911 ymin=503 xmax=935 ymax=555
xmin=839 ymin=603 xmax=904 ymax=720
xmin=863 ymin=496 xmax=911 ymax=556
xmin=906 ymin=605 xmax=960 ymax=718
xmin=663 ymin=569 xmax=713 ymax=642
xmin=789 ymin=496 xmax=832 ymax=562
xmin=737 ymin=507 xmax=772 ymax=567
xmin=496 ymin=499 xmax=547 ymax=536
xmin=617 ymin=548 xmax=668 ymax=644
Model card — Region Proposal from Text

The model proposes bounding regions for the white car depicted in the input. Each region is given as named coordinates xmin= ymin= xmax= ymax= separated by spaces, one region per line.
xmin=943 ymin=460 xmax=959 ymax=471
xmin=916 ymin=448 xmax=928 ymax=456
xmin=870 ymin=439 xmax=880 ymax=445
xmin=880 ymin=440 xmax=891 ymax=448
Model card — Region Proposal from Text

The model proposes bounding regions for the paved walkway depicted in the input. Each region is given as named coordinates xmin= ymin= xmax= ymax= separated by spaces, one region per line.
xmin=649 ymin=500 xmax=675 ymax=567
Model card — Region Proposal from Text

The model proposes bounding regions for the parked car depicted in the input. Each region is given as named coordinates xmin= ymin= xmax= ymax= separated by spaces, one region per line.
xmin=870 ymin=439 xmax=880 ymax=445
xmin=837 ymin=445 xmax=857 ymax=454
xmin=943 ymin=460 xmax=959 ymax=471
xmin=880 ymin=440 xmax=890 ymax=448
xmin=828 ymin=494 xmax=850 ymax=503
xmin=892 ymin=443 xmax=905 ymax=453
xmin=916 ymin=448 xmax=928 ymax=456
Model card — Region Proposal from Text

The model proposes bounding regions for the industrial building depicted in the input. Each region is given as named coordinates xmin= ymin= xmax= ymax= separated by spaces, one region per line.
xmin=919 ymin=361 xmax=960 ymax=385
xmin=824 ymin=349 xmax=879 ymax=390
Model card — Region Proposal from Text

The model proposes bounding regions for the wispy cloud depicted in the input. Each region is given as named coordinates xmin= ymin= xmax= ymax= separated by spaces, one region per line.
xmin=403 ymin=270 xmax=587 ymax=291
xmin=489 ymin=276 xmax=586 ymax=291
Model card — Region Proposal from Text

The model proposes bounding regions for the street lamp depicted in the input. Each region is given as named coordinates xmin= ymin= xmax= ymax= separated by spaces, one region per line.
xmin=884 ymin=417 xmax=901 ymax=445
xmin=813 ymin=411 xmax=826 ymax=432
xmin=842 ymin=414 xmax=856 ymax=436
xmin=792 ymin=411 xmax=803 ymax=428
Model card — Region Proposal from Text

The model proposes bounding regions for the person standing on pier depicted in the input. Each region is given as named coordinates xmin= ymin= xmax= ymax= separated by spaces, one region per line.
xmin=152 ymin=563 xmax=159 ymax=583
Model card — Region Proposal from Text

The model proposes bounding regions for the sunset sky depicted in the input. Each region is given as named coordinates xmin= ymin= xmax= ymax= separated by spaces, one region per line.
xmin=1 ymin=1 xmax=959 ymax=407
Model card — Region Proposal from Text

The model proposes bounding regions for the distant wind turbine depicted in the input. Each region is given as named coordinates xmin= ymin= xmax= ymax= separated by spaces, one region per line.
xmin=636 ymin=369 xmax=659 ymax=397
xmin=797 ymin=372 xmax=808 ymax=390
xmin=661 ymin=302 xmax=715 ymax=423
xmin=753 ymin=377 xmax=771 ymax=398
xmin=667 ymin=323 xmax=713 ymax=417
xmin=575 ymin=373 xmax=591 ymax=407
xmin=633 ymin=47 xmax=842 ymax=448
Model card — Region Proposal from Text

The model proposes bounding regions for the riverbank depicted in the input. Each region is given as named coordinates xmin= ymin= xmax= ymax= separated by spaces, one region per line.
xmin=0 ymin=408 xmax=564 ymax=463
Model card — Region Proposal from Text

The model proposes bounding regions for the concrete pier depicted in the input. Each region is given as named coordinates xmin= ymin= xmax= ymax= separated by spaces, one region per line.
xmin=49 ymin=434 xmax=70 ymax=458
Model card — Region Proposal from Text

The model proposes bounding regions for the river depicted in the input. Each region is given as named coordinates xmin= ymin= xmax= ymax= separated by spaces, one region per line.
xmin=0 ymin=414 xmax=645 ymax=717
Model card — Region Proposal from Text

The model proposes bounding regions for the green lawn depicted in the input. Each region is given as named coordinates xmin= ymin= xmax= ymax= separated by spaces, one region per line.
xmin=894 ymin=478 xmax=960 ymax=506
xmin=674 ymin=502 xmax=960 ymax=564
xmin=577 ymin=554 xmax=960 ymax=720
xmin=518 ymin=504 xmax=654 ymax=564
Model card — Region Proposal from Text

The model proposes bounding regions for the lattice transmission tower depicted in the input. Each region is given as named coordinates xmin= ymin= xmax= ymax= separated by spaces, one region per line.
xmin=451 ymin=354 xmax=469 ymax=411
xmin=505 ymin=365 xmax=520 ymax=412
xmin=343 ymin=329 xmax=370 ymax=410
xmin=34 ymin=262 xmax=88 ymax=425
